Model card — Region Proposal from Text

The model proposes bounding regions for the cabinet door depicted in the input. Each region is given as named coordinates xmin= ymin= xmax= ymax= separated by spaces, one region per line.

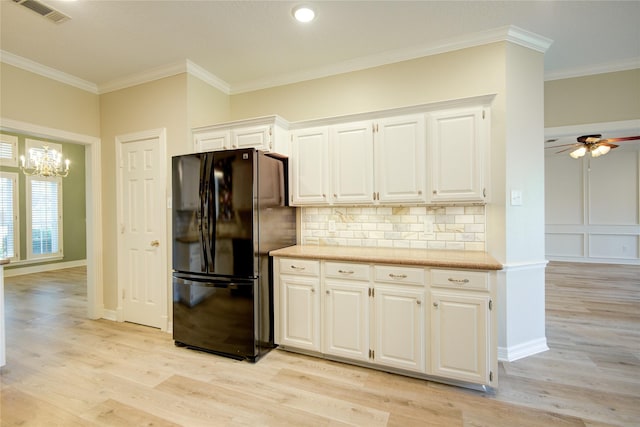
xmin=232 ymin=125 xmax=271 ymax=151
xmin=291 ymin=127 xmax=330 ymax=205
xmin=194 ymin=129 xmax=230 ymax=152
xmin=427 ymin=106 xmax=487 ymax=202
xmin=330 ymin=121 xmax=374 ymax=204
xmin=374 ymin=285 xmax=425 ymax=372
xmin=323 ymin=281 xmax=370 ymax=361
xmin=279 ymin=275 xmax=321 ymax=352
xmin=375 ymin=114 xmax=427 ymax=203
xmin=430 ymin=290 xmax=490 ymax=384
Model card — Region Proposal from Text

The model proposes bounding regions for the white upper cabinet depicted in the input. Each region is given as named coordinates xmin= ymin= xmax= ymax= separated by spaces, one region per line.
xmin=330 ymin=121 xmax=374 ymax=204
xmin=290 ymin=127 xmax=330 ymax=205
xmin=192 ymin=116 xmax=289 ymax=155
xmin=375 ymin=114 xmax=427 ymax=204
xmin=231 ymin=124 xmax=271 ymax=150
xmin=290 ymin=114 xmax=427 ymax=206
xmin=427 ymin=106 xmax=489 ymax=203
xmin=194 ymin=129 xmax=230 ymax=152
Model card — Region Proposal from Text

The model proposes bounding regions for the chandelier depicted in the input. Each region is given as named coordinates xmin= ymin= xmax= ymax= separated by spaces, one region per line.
xmin=20 ymin=145 xmax=70 ymax=178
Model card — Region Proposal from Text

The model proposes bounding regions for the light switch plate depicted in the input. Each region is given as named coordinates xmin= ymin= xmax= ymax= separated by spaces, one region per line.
xmin=511 ymin=190 xmax=523 ymax=206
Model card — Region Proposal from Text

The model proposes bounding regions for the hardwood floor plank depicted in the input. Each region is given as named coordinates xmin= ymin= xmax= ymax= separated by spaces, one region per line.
xmin=1 ymin=262 xmax=639 ymax=426
xmin=1 ymin=387 xmax=91 ymax=426
xmin=80 ymin=399 xmax=182 ymax=427
xmin=156 ymin=374 xmax=353 ymax=426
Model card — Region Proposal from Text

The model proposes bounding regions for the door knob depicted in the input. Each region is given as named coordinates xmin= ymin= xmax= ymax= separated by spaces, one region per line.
xmin=150 ymin=240 xmax=160 ymax=247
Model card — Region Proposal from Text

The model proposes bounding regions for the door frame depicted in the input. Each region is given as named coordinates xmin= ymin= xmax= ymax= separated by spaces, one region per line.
xmin=0 ymin=117 xmax=104 ymax=319
xmin=115 ymin=128 xmax=168 ymax=330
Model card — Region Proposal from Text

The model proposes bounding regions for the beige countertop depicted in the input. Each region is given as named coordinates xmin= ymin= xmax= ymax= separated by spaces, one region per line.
xmin=270 ymin=245 xmax=503 ymax=270
xmin=0 ymin=259 xmax=9 ymax=266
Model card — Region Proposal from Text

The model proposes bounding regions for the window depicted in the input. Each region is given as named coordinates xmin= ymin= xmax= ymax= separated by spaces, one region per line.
xmin=0 ymin=134 xmax=18 ymax=167
xmin=26 ymin=175 xmax=63 ymax=260
xmin=0 ymin=172 xmax=19 ymax=260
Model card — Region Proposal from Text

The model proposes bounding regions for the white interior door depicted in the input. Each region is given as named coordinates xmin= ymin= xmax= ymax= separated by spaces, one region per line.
xmin=116 ymin=129 xmax=167 ymax=329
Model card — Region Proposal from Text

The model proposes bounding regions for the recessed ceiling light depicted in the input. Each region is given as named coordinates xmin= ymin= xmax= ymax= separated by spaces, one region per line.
xmin=292 ymin=5 xmax=315 ymax=23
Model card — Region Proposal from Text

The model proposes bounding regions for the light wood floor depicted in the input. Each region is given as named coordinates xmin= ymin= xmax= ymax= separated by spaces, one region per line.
xmin=1 ymin=262 xmax=638 ymax=426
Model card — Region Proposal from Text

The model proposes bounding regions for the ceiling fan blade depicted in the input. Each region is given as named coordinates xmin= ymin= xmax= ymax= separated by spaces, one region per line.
xmin=599 ymin=136 xmax=640 ymax=144
xmin=545 ymin=142 xmax=578 ymax=149
xmin=555 ymin=146 xmax=577 ymax=154
xmin=599 ymin=142 xmax=619 ymax=149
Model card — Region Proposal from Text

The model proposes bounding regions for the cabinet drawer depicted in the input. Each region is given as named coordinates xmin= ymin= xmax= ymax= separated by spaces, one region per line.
xmin=431 ymin=269 xmax=488 ymax=291
xmin=279 ymin=258 xmax=320 ymax=276
xmin=325 ymin=261 xmax=370 ymax=281
xmin=374 ymin=265 xmax=425 ymax=286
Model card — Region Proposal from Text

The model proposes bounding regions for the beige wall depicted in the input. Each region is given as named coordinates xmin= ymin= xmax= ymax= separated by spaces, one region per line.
xmin=0 ymin=63 xmax=100 ymax=137
xmin=187 ymin=74 xmax=230 ymax=130
xmin=544 ymin=69 xmax=640 ymax=127
xmin=99 ymin=74 xmax=190 ymax=310
xmin=230 ymin=43 xmax=506 ymax=122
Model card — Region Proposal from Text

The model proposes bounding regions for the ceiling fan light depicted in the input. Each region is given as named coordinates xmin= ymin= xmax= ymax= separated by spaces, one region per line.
xmin=569 ymin=146 xmax=587 ymax=159
xmin=593 ymin=145 xmax=611 ymax=157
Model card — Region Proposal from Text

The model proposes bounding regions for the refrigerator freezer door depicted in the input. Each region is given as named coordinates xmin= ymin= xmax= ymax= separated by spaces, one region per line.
xmin=173 ymin=274 xmax=257 ymax=359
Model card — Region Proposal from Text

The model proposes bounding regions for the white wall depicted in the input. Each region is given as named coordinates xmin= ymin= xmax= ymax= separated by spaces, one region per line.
xmin=545 ymin=143 xmax=640 ymax=264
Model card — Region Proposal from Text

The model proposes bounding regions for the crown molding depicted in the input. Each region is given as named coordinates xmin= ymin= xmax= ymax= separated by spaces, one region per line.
xmin=230 ymin=25 xmax=553 ymax=94
xmin=97 ymin=59 xmax=231 ymax=95
xmin=97 ymin=61 xmax=188 ymax=94
xmin=544 ymin=57 xmax=640 ymax=81
xmin=185 ymin=60 xmax=230 ymax=94
xmin=0 ymin=50 xmax=98 ymax=94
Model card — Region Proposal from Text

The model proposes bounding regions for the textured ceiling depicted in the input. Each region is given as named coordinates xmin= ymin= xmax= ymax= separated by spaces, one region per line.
xmin=1 ymin=1 xmax=639 ymax=94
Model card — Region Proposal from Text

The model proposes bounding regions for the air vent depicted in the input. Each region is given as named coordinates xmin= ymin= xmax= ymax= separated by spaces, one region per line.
xmin=12 ymin=0 xmax=71 ymax=24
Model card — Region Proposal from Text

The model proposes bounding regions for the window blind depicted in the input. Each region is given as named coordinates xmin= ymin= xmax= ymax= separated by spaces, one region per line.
xmin=0 ymin=174 xmax=17 ymax=259
xmin=30 ymin=178 xmax=60 ymax=256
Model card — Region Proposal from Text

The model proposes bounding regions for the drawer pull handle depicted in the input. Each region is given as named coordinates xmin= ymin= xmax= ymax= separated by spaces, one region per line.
xmin=448 ymin=278 xmax=470 ymax=284
xmin=389 ymin=273 xmax=408 ymax=279
xmin=338 ymin=269 xmax=354 ymax=274
xmin=290 ymin=265 xmax=306 ymax=271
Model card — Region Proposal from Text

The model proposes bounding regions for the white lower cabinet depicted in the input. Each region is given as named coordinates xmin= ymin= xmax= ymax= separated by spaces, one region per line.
xmin=277 ymin=259 xmax=321 ymax=352
xmin=373 ymin=284 xmax=425 ymax=373
xmin=323 ymin=281 xmax=370 ymax=361
xmin=430 ymin=268 xmax=494 ymax=385
xmin=323 ymin=261 xmax=371 ymax=360
xmin=430 ymin=291 xmax=489 ymax=384
xmin=274 ymin=257 xmax=495 ymax=388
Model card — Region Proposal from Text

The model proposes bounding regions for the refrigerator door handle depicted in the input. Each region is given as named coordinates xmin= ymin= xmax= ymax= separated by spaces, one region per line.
xmin=206 ymin=154 xmax=216 ymax=272
xmin=198 ymin=153 xmax=209 ymax=272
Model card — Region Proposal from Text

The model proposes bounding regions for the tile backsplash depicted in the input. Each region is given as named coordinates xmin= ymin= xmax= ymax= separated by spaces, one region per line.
xmin=300 ymin=206 xmax=486 ymax=251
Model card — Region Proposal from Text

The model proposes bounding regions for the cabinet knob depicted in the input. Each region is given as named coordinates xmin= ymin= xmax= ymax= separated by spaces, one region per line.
xmin=326 ymin=290 xmax=330 ymax=295
xmin=416 ymin=300 xmax=422 ymax=305
xmin=433 ymin=301 xmax=439 ymax=308
xmin=311 ymin=288 xmax=315 ymax=293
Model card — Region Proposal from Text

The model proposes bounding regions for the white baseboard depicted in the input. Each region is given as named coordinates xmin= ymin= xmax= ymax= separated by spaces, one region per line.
xmin=3 ymin=259 xmax=87 ymax=277
xmin=498 ymin=337 xmax=549 ymax=362
xmin=101 ymin=309 xmax=117 ymax=322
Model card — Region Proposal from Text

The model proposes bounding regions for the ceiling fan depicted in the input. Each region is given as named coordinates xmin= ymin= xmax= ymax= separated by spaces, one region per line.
xmin=549 ymin=134 xmax=640 ymax=159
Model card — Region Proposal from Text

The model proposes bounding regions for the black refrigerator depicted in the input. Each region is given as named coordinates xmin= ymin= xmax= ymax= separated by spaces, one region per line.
xmin=171 ymin=148 xmax=295 ymax=362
